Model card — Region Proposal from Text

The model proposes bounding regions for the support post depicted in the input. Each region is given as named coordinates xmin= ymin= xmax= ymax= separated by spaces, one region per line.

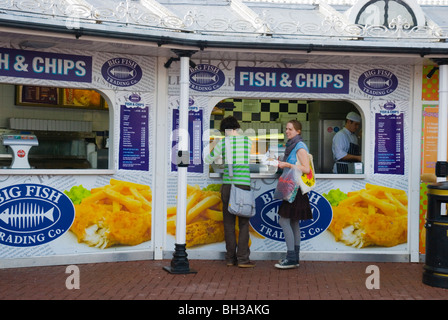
xmin=436 ymin=61 xmax=448 ymax=181
xmin=164 ymin=50 xmax=197 ymax=274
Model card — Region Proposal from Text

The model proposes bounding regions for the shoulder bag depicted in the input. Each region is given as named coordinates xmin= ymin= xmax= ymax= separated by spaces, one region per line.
xmin=296 ymin=152 xmax=316 ymax=195
xmin=225 ymin=137 xmax=256 ymax=218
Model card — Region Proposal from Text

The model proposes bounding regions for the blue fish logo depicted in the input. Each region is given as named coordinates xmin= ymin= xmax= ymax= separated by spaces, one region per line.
xmin=358 ymin=68 xmax=398 ymax=96
xmin=189 ymin=64 xmax=225 ymax=92
xmin=251 ymin=189 xmax=332 ymax=242
xmin=0 ymin=184 xmax=74 ymax=247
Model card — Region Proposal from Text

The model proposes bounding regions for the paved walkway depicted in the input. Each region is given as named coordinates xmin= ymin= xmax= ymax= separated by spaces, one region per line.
xmin=1 ymin=260 xmax=448 ymax=300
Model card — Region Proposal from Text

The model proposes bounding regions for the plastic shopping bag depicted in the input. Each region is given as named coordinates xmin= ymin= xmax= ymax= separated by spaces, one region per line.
xmin=273 ymin=167 xmax=301 ymax=203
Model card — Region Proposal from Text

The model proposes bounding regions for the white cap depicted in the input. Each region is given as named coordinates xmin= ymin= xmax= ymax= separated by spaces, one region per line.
xmin=346 ymin=112 xmax=361 ymax=123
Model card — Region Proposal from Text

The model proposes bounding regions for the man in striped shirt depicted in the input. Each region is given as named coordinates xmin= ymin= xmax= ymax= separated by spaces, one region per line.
xmin=205 ymin=134 xmax=252 ymax=186
xmin=204 ymin=116 xmax=254 ymax=268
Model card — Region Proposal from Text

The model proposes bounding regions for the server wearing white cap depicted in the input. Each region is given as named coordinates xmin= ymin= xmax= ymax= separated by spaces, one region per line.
xmin=332 ymin=112 xmax=362 ymax=173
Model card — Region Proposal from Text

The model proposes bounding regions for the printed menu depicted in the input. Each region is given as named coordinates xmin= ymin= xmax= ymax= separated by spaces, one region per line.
xmin=171 ymin=109 xmax=203 ymax=173
xmin=119 ymin=103 xmax=149 ymax=171
xmin=374 ymin=112 xmax=404 ymax=174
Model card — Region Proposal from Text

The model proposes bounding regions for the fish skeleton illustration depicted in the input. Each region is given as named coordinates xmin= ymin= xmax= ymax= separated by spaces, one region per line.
xmin=0 ymin=204 xmax=54 ymax=229
xmin=366 ymin=78 xmax=391 ymax=89
xmin=110 ymin=67 xmax=135 ymax=79
xmin=191 ymin=72 xmax=217 ymax=84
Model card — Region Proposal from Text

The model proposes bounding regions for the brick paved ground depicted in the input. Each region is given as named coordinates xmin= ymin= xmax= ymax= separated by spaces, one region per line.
xmin=1 ymin=260 xmax=448 ymax=300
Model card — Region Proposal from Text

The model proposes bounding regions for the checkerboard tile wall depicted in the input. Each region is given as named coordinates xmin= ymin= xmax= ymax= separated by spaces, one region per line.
xmin=210 ymin=99 xmax=308 ymax=130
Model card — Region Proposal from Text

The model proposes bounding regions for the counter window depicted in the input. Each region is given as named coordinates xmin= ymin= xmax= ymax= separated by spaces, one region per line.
xmin=0 ymin=84 xmax=109 ymax=170
xmin=209 ymin=98 xmax=363 ymax=175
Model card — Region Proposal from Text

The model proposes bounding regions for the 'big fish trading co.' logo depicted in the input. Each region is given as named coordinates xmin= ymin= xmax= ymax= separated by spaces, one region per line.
xmin=358 ymin=69 xmax=398 ymax=96
xmin=102 ymin=58 xmax=143 ymax=87
xmin=0 ymin=184 xmax=75 ymax=247
xmin=189 ymin=64 xmax=225 ymax=92
xmin=250 ymin=189 xmax=332 ymax=242
xmin=380 ymin=101 xmax=400 ymax=116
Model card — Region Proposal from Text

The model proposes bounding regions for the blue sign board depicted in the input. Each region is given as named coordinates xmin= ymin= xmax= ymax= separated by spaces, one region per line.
xmin=0 ymin=184 xmax=75 ymax=247
xmin=0 ymin=48 xmax=92 ymax=82
xmin=235 ymin=66 xmax=349 ymax=94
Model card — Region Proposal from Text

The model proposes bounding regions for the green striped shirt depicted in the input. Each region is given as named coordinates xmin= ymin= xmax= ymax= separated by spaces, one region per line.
xmin=205 ymin=135 xmax=252 ymax=186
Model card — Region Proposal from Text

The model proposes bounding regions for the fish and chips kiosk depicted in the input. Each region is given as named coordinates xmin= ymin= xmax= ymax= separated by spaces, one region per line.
xmin=0 ymin=0 xmax=447 ymax=268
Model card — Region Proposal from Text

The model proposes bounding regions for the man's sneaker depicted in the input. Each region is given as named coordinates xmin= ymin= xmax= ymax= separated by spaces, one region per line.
xmin=274 ymin=259 xmax=298 ymax=269
xmin=226 ymin=260 xmax=236 ymax=267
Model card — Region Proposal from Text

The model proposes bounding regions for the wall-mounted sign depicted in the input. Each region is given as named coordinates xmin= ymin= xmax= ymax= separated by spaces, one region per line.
xmin=119 ymin=97 xmax=149 ymax=171
xmin=0 ymin=48 xmax=92 ymax=82
xmin=374 ymin=102 xmax=405 ymax=174
xmin=171 ymin=108 xmax=203 ymax=173
xmin=101 ymin=57 xmax=142 ymax=87
xmin=189 ymin=64 xmax=225 ymax=92
xmin=235 ymin=66 xmax=350 ymax=94
xmin=0 ymin=184 xmax=75 ymax=247
xmin=358 ymin=68 xmax=398 ymax=96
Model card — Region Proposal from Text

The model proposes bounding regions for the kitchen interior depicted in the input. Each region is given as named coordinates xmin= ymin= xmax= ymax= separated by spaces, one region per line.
xmin=0 ymin=84 xmax=109 ymax=169
xmin=210 ymin=98 xmax=361 ymax=175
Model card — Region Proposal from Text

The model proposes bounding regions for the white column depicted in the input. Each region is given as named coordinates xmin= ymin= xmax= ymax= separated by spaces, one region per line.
xmin=175 ymin=55 xmax=190 ymax=245
xmin=438 ymin=64 xmax=448 ymax=182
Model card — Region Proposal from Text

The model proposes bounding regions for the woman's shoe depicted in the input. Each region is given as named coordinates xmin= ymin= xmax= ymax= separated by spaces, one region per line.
xmin=278 ymin=259 xmax=300 ymax=267
xmin=275 ymin=259 xmax=298 ymax=269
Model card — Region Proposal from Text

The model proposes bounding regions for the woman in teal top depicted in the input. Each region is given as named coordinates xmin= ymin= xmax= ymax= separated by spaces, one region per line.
xmin=275 ymin=120 xmax=313 ymax=269
xmin=205 ymin=116 xmax=254 ymax=268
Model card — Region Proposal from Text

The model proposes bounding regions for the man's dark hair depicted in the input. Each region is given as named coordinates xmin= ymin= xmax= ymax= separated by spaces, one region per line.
xmin=220 ymin=116 xmax=240 ymax=132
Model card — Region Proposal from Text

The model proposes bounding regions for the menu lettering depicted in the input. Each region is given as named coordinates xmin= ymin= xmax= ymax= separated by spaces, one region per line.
xmin=374 ymin=112 xmax=404 ymax=174
xmin=235 ymin=66 xmax=349 ymax=94
xmin=0 ymin=48 xmax=92 ymax=82
xmin=171 ymin=109 xmax=203 ymax=173
xmin=119 ymin=103 xmax=149 ymax=171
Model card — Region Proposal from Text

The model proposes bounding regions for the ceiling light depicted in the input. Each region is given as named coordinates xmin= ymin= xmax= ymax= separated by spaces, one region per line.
xmin=280 ymin=58 xmax=308 ymax=65
xmin=19 ymin=40 xmax=56 ymax=49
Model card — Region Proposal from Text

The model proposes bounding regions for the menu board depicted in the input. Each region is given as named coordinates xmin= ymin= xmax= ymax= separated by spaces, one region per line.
xmin=19 ymin=86 xmax=59 ymax=105
xmin=171 ymin=109 xmax=203 ymax=173
xmin=119 ymin=104 xmax=149 ymax=171
xmin=374 ymin=112 xmax=404 ymax=174
xmin=421 ymin=105 xmax=439 ymax=174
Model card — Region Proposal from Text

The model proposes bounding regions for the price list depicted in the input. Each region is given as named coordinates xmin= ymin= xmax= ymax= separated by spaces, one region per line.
xmin=171 ymin=109 xmax=203 ymax=173
xmin=119 ymin=104 xmax=149 ymax=171
xmin=374 ymin=112 xmax=404 ymax=175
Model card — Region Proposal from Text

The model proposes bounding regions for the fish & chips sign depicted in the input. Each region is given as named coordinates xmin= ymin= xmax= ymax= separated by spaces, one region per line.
xmin=0 ymin=184 xmax=75 ymax=247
